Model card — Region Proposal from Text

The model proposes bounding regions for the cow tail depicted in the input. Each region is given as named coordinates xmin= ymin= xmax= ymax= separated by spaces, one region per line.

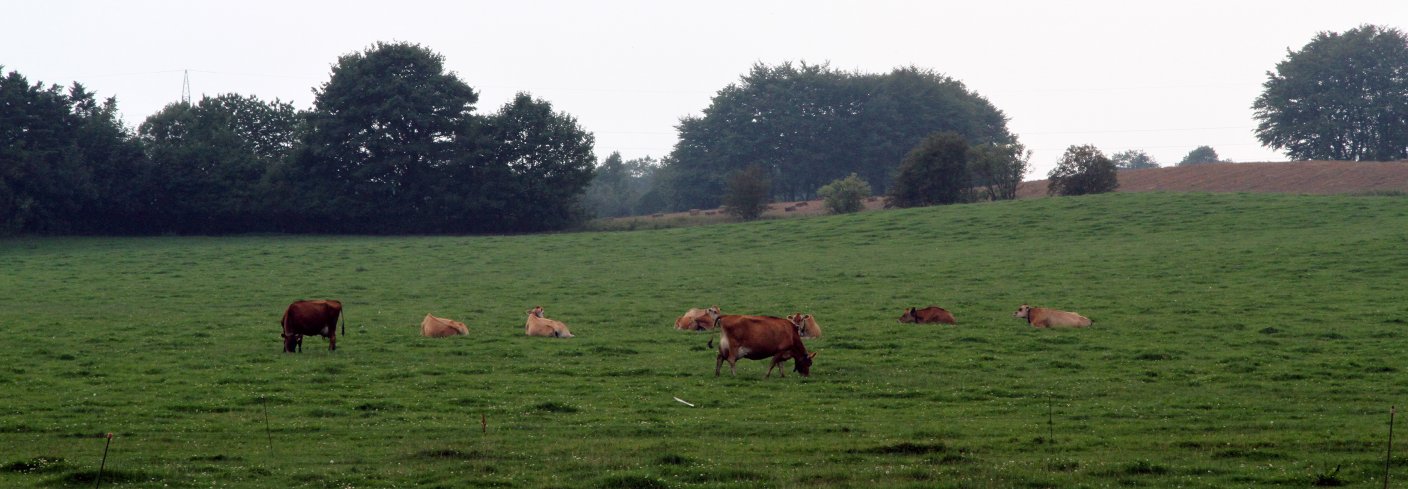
xmin=341 ymin=311 xmax=346 ymax=336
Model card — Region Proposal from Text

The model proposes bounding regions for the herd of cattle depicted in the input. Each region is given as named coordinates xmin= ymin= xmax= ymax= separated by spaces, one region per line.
xmin=279 ymin=299 xmax=1093 ymax=378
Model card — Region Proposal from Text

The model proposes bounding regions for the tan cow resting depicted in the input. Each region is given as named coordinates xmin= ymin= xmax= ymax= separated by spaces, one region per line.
xmin=788 ymin=313 xmax=823 ymax=339
xmin=525 ymin=306 xmax=574 ymax=338
xmin=421 ymin=314 xmax=468 ymax=337
xmin=675 ymin=306 xmax=721 ymax=331
xmin=1013 ymin=304 xmax=1092 ymax=328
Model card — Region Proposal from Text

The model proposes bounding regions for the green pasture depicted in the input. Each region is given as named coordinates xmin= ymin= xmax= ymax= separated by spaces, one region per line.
xmin=2 ymin=192 xmax=1407 ymax=488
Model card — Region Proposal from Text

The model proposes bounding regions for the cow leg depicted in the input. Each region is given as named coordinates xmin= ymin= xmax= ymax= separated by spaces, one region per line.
xmin=715 ymin=352 xmax=725 ymax=377
xmin=328 ymin=333 xmax=336 ymax=351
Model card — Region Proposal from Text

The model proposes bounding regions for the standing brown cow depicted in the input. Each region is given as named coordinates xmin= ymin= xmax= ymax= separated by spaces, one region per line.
xmin=1013 ymin=304 xmax=1092 ymax=328
xmin=713 ymin=315 xmax=816 ymax=378
xmin=898 ymin=306 xmax=957 ymax=325
xmin=281 ymin=300 xmax=344 ymax=352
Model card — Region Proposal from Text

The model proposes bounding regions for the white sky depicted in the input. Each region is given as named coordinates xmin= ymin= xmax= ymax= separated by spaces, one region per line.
xmin=5 ymin=1 xmax=1405 ymax=177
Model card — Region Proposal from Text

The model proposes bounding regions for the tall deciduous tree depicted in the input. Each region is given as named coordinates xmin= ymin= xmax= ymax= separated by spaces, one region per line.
xmin=663 ymin=62 xmax=1012 ymax=211
xmin=1048 ymin=145 xmax=1118 ymax=196
xmin=1253 ymin=25 xmax=1408 ymax=161
xmin=887 ymin=132 xmax=972 ymax=208
xmin=140 ymin=94 xmax=300 ymax=232
xmin=287 ymin=41 xmax=481 ymax=232
xmin=483 ymin=92 xmax=596 ymax=231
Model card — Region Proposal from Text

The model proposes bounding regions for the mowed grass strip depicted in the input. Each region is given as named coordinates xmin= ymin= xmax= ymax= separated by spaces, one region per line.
xmin=2 ymin=192 xmax=1407 ymax=488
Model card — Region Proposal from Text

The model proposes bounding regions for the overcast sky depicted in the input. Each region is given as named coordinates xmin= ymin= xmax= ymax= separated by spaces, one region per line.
xmin=5 ymin=1 xmax=1405 ymax=177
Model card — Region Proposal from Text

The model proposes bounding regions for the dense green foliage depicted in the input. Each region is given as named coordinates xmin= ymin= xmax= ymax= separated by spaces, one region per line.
xmin=0 ymin=43 xmax=599 ymax=235
xmin=1048 ymin=144 xmax=1119 ymax=196
xmin=817 ymin=173 xmax=871 ymax=214
xmin=661 ymin=63 xmax=1012 ymax=211
xmin=3 ymin=193 xmax=1407 ymax=488
xmin=0 ymin=70 xmax=147 ymax=234
xmin=888 ymin=132 xmax=972 ymax=207
xmin=139 ymin=95 xmax=300 ymax=233
xmin=1253 ymin=25 xmax=1408 ymax=161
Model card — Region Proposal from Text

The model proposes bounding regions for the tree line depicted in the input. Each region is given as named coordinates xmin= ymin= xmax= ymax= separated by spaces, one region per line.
xmin=2 ymin=42 xmax=594 ymax=234
xmin=5 ymin=25 xmax=1405 ymax=234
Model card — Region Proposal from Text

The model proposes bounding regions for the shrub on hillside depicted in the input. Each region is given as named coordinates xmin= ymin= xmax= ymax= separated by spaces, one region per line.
xmin=722 ymin=164 xmax=771 ymax=220
xmin=1048 ymin=145 xmax=1119 ymax=196
xmin=817 ymin=173 xmax=872 ymax=214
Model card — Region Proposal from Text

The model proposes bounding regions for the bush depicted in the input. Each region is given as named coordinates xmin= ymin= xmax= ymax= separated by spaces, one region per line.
xmin=888 ymin=132 xmax=971 ymax=208
xmin=817 ymin=173 xmax=872 ymax=214
xmin=1047 ymin=145 xmax=1118 ymax=196
xmin=722 ymin=164 xmax=772 ymax=220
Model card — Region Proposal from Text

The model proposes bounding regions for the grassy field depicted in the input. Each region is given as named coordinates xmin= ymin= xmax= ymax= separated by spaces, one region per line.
xmin=2 ymin=192 xmax=1407 ymax=488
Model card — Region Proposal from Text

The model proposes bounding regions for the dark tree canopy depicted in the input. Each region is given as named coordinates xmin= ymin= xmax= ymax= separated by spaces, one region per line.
xmin=0 ymin=69 xmax=146 ymax=234
xmin=1253 ymin=25 xmax=1408 ymax=161
xmin=887 ymin=132 xmax=972 ymax=208
xmin=1047 ymin=145 xmax=1119 ymax=196
xmin=139 ymin=94 xmax=299 ymax=232
xmin=481 ymin=92 xmax=597 ymax=232
xmin=287 ymin=41 xmax=482 ymax=232
xmin=662 ymin=62 xmax=1012 ymax=211
xmin=1178 ymin=145 xmax=1224 ymax=166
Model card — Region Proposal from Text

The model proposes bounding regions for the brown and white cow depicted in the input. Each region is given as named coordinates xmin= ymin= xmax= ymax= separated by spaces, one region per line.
xmin=675 ymin=306 xmax=721 ymax=331
xmin=281 ymin=300 xmax=344 ymax=352
xmin=713 ymin=315 xmax=816 ymax=378
xmin=421 ymin=313 xmax=468 ymax=337
xmin=525 ymin=306 xmax=574 ymax=338
xmin=788 ymin=313 xmax=823 ymax=338
xmin=899 ymin=306 xmax=957 ymax=325
xmin=1013 ymin=304 xmax=1092 ymax=328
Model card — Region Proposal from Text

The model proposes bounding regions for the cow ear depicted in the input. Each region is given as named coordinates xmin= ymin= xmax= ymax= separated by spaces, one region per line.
xmin=808 ymin=351 xmax=818 ymax=359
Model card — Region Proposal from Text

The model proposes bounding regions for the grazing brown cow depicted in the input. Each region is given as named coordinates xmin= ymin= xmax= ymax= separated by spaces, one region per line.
xmin=525 ymin=306 xmax=574 ymax=338
xmin=899 ymin=306 xmax=957 ymax=325
xmin=421 ymin=314 xmax=468 ymax=337
xmin=674 ymin=306 xmax=721 ymax=331
xmin=281 ymin=300 xmax=344 ymax=352
xmin=788 ymin=313 xmax=823 ymax=338
xmin=1013 ymin=304 xmax=1092 ymax=328
xmin=713 ymin=315 xmax=816 ymax=378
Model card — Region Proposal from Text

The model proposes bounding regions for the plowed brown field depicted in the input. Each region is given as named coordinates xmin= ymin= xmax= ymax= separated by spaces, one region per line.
xmin=1016 ymin=160 xmax=1408 ymax=198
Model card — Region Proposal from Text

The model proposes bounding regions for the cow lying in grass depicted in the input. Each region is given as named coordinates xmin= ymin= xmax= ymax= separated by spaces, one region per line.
xmin=899 ymin=306 xmax=957 ymax=325
xmin=788 ymin=313 xmax=823 ymax=338
xmin=421 ymin=314 xmax=468 ymax=337
xmin=674 ymin=306 xmax=721 ymax=331
xmin=1013 ymin=304 xmax=1092 ymax=328
xmin=525 ymin=306 xmax=574 ymax=338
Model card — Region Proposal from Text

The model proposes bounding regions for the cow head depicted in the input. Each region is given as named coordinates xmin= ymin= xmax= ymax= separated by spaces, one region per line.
xmin=1013 ymin=304 xmax=1032 ymax=319
xmin=530 ymin=306 xmax=545 ymax=318
xmin=899 ymin=307 xmax=917 ymax=323
xmin=794 ymin=351 xmax=817 ymax=377
xmin=706 ymin=305 xmax=721 ymax=320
